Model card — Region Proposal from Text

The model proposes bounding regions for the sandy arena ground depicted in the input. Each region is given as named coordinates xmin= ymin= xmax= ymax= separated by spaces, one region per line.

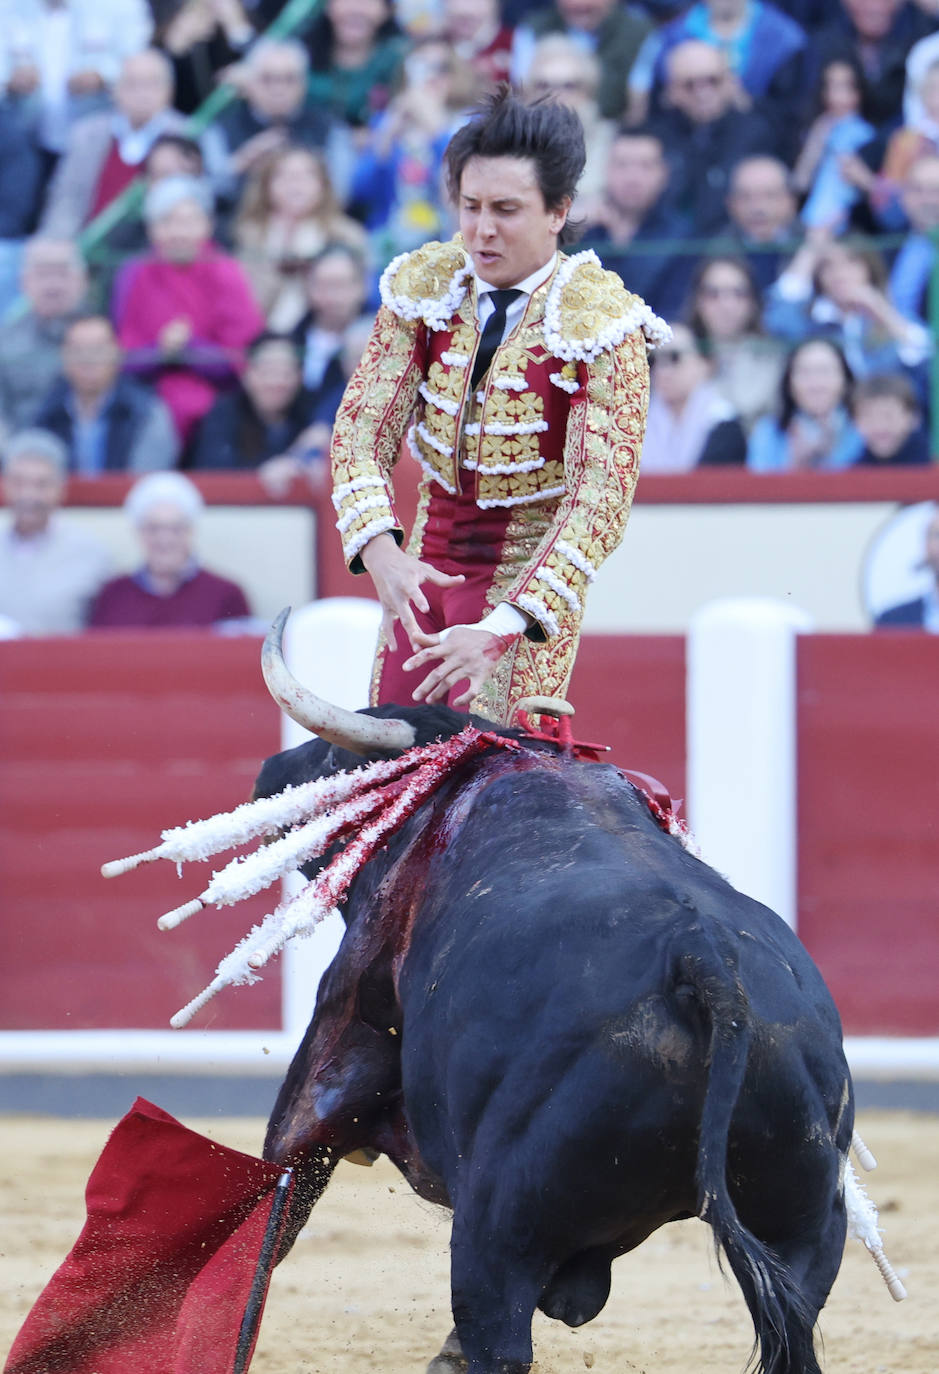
xmin=1 ymin=1109 xmax=935 ymax=1374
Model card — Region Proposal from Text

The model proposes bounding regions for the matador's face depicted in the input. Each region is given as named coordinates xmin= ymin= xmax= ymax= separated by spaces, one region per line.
xmin=457 ymin=155 xmax=569 ymax=290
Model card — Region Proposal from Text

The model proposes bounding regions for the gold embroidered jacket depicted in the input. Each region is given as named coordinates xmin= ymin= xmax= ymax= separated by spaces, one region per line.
xmin=331 ymin=237 xmax=668 ymax=640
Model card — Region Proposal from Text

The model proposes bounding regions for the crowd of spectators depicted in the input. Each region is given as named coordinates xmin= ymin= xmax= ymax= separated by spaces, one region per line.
xmin=1 ymin=0 xmax=938 ymax=634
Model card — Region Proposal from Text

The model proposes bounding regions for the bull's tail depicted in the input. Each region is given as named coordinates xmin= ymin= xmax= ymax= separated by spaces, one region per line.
xmin=679 ymin=945 xmax=820 ymax=1374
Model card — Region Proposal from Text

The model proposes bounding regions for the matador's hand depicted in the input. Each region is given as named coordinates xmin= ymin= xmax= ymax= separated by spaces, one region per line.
xmin=360 ymin=533 xmax=464 ymax=652
xmin=403 ymin=627 xmax=508 ymax=709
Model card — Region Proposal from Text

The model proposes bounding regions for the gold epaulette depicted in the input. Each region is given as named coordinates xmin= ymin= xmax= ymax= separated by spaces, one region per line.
xmin=379 ymin=239 xmax=473 ymax=330
xmin=544 ymin=251 xmax=672 ymax=362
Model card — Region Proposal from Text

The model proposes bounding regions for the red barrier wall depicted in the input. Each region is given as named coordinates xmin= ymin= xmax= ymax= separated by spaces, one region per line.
xmin=797 ymin=634 xmax=939 ymax=1037
xmin=2 ymin=630 xmax=937 ymax=1038
xmin=0 ymin=634 xmax=282 ymax=1031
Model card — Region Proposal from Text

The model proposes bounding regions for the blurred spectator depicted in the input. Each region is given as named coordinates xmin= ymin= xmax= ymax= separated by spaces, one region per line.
xmin=190 ymin=331 xmax=329 ymax=496
xmin=642 ymin=322 xmax=747 ymax=470
xmin=115 ymin=176 xmax=265 ymax=445
xmin=887 ymin=153 xmax=939 ymax=324
xmin=211 ymin=39 xmax=355 ymax=212
xmin=792 ymin=57 xmax=874 ymax=235
xmin=0 ymin=0 xmax=153 ymax=165
xmin=294 ymin=243 xmax=372 ymax=397
xmin=521 ymin=38 xmax=614 ymax=209
xmin=687 ymin=256 xmax=786 ymax=432
xmin=441 ymin=0 xmax=514 ymax=88
xmin=510 ymin=0 xmax=650 ymax=122
xmin=0 ymin=428 xmax=112 ymax=634
xmin=32 ymin=313 xmax=179 ymax=472
xmin=723 ymin=156 xmax=802 ymax=295
xmin=0 ymin=237 xmax=87 ymax=432
xmin=851 ymin=371 xmax=929 ymax=464
xmin=0 ymin=102 xmax=44 ymax=239
xmin=844 ymin=56 xmax=939 ymax=227
xmin=809 ymin=0 xmax=933 ymax=133
xmin=350 ymin=38 xmax=478 ymax=264
xmin=874 ymin=505 xmax=939 ymax=627
xmin=306 ymin=0 xmax=410 ymax=129
xmin=89 ymin=471 xmax=252 ymax=627
xmin=155 ymin=0 xmax=257 ymax=115
xmin=746 ymin=338 xmax=863 ymax=470
xmin=40 ymin=49 xmax=188 ymax=238
xmin=765 ymin=236 xmax=932 ymax=383
xmin=145 ymin=131 xmax=206 ymax=182
xmin=627 ymin=0 xmax=807 ymax=142
xmin=85 ymin=132 xmax=208 ymax=307
xmin=0 ymin=104 xmax=44 ymax=319
xmin=579 ymin=127 xmax=693 ymax=319
xmin=902 ymin=29 xmax=939 ymax=128
xmin=647 ymin=42 xmax=779 ymax=236
xmin=235 ymin=146 xmax=368 ymax=331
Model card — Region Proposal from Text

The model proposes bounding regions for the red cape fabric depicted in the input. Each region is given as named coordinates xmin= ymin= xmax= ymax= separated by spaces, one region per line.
xmin=5 ymin=1098 xmax=292 ymax=1374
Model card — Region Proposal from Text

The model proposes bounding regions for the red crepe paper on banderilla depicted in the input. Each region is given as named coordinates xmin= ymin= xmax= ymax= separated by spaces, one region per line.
xmin=5 ymin=1098 xmax=293 ymax=1374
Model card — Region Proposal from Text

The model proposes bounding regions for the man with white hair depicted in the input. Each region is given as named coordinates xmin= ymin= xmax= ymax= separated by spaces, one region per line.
xmin=0 ymin=237 xmax=87 ymax=432
xmin=40 ymin=49 xmax=189 ymax=238
xmin=88 ymin=472 xmax=251 ymax=628
xmin=0 ymin=428 xmax=112 ymax=635
xmin=211 ymin=38 xmax=354 ymax=209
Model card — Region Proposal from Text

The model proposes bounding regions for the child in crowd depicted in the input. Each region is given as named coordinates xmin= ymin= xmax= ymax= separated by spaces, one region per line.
xmin=792 ymin=57 xmax=874 ymax=234
xmin=851 ymin=373 xmax=930 ymax=465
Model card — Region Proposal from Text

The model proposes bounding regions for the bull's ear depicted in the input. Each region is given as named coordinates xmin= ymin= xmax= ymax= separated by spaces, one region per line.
xmin=262 ymin=608 xmax=416 ymax=756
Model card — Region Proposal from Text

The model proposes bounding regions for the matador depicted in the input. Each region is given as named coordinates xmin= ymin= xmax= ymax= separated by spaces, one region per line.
xmin=330 ymin=91 xmax=669 ymax=722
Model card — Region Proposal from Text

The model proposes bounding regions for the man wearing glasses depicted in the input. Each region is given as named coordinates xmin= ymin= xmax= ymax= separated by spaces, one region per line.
xmin=647 ymin=41 xmax=780 ymax=235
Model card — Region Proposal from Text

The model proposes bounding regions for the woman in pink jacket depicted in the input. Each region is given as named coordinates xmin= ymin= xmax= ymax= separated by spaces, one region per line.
xmin=115 ymin=176 xmax=265 ymax=445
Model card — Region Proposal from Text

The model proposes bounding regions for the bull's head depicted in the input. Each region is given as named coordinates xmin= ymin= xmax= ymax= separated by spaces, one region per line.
xmin=262 ymin=608 xmax=417 ymax=757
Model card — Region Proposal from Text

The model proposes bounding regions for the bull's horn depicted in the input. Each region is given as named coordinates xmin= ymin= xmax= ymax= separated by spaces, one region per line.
xmin=262 ymin=608 xmax=416 ymax=756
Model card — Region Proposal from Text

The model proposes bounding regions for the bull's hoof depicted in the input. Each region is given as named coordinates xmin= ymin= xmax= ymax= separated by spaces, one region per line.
xmin=426 ymin=1328 xmax=467 ymax=1374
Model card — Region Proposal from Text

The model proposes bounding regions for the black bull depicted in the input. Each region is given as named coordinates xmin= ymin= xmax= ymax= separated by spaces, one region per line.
xmin=257 ymin=705 xmax=853 ymax=1374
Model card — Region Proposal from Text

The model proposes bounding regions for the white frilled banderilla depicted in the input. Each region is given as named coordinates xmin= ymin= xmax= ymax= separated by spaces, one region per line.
xmin=101 ymin=723 xmax=519 ymax=1028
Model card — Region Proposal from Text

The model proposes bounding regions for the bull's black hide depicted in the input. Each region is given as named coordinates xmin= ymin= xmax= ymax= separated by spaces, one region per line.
xmin=259 ymin=707 xmax=852 ymax=1374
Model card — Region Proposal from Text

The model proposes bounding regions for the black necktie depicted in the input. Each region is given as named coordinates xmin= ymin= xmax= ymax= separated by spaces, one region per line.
xmin=471 ymin=289 xmax=523 ymax=389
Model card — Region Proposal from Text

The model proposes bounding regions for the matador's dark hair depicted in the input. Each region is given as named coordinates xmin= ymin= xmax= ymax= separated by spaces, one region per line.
xmin=444 ymin=87 xmax=586 ymax=247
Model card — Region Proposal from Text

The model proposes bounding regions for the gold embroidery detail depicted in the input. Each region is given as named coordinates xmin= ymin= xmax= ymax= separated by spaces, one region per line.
xmin=386 ymin=239 xmax=470 ymax=306
xmin=426 ymin=360 xmax=466 ymax=408
xmin=482 ymin=390 xmax=545 ymax=428
xmin=557 ymin=260 xmax=643 ymax=347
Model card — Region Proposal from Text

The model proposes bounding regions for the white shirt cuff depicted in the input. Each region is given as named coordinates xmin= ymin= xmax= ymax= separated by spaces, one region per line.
xmin=438 ymin=603 xmax=528 ymax=641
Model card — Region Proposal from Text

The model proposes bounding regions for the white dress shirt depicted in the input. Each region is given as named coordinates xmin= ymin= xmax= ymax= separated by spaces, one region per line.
xmin=473 ymin=254 xmax=558 ymax=341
